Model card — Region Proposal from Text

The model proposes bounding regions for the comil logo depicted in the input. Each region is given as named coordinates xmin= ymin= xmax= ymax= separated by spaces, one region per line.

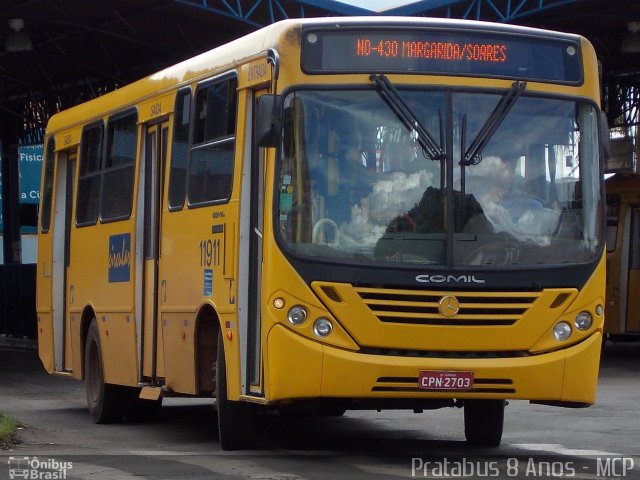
xmin=415 ymin=274 xmax=485 ymax=284
xmin=8 ymin=457 xmax=72 ymax=479
xmin=108 ymin=233 xmax=131 ymax=283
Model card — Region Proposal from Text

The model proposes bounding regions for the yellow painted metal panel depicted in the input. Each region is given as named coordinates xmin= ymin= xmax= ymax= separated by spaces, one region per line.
xmin=140 ymin=386 xmax=162 ymax=401
xmin=68 ymin=313 xmax=83 ymax=380
xmin=36 ymin=240 xmax=54 ymax=373
xmin=96 ymin=313 xmax=138 ymax=386
xmin=53 ymin=128 xmax=81 ymax=150
xmin=138 ymin=93 xmax=174 ymax=123
xmin=266 ymin=324 xmax=323 ymax=401
xmin=265 ymin=316 xmax=599 ymax=404
xmin=561 ymin=333 xmax=601 ymax=404
xmin=36 ymin=313 xmax=54 ymax=374
xmin=161 ymin=313 xmax=196 ymax=394
xmin=238 ymin=58 xmax=272 ymax=88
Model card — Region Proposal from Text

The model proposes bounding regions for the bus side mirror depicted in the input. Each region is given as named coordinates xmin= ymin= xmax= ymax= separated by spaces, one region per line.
xmin=256 ymin=94 xmax=283 ymax=148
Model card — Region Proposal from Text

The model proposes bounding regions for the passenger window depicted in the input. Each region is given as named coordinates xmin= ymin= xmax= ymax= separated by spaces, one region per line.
xmin=168 ymin=88 xmax=191 ymax=210
xmin=76 ymin=122 xmax=103 ymax=225
xmin=188 ymin=75 xmax=237 ymax=206
xmin=101 ymin=111 xmax=137 ymax=221
xmin=193 ymin=78 xmax=236 ymax=144
xmin=40 ymin=138 xmax=56 ymax=233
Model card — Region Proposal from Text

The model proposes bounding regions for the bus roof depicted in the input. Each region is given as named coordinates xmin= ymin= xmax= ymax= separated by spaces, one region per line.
xmin=45 ymin=16 xmax=584 ymax=135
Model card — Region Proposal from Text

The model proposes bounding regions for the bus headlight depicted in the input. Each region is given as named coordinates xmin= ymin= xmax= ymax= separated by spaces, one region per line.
xmin=313 ymin=318 xmax=333 ymax=337
xmin=287 ymin=305 xmax=308 ymax=325
xmin=553 ymin=321 xmax=572 ymax=341
xmin=574 ymin=311 xmax=593 ymax=331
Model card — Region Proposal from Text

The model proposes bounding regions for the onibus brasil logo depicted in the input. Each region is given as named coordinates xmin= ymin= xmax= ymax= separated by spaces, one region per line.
xmin=8 ymin=457 xmax=72 ymax=479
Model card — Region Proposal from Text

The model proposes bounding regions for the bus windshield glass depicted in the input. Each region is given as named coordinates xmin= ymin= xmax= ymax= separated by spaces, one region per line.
xmin=275 ymin=87 xmax=602 ymax=267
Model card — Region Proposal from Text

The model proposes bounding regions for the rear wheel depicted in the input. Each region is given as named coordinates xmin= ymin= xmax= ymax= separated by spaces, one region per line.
xmin=84 ymin=319 xmax=128 ymax=423
xmin=215 ymin=331 xmax=257 ymax=450
xmin=464 ymin=399 xmax=505 ymax=447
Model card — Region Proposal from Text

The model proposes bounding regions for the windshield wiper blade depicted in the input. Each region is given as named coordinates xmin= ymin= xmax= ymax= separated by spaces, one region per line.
xmin=370 ymin=74 xmax=445 ymax=161
xmin=461 ymin=81 xmax=527 ymax=166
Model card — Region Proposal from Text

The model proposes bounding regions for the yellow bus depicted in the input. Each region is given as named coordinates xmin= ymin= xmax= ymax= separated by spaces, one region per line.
xmin=37 ymin=17 xmax=608 ymax=450
xmin=605 ymin=169 xmax=640 ymax=340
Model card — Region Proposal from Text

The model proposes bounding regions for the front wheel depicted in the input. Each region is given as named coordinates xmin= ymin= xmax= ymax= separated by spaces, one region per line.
xmin=84 ymin=319 xmax=128 ymax=423
xmin=215 ymin=331 xmax=257 ymax=450
xmin=464 ymin=399 xmax=505 ymax=447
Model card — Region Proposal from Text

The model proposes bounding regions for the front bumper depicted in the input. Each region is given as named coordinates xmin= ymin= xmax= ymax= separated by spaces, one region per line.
xmin=266 ymin=324 xmax=601 ymax=406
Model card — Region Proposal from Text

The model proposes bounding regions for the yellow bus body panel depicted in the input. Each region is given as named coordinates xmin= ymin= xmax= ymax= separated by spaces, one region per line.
xmin=67 ymin=218 xmax=139 ymax=385
xmin=267 ymin=323 xmax=601 ymax=404
xmin=36 ymin=18 xmax=605 ymax=409
xmin=262 ymin=249 xmax=604 ymax=405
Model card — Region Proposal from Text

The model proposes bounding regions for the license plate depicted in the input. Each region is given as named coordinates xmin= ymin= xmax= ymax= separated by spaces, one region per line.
xmin=418 ymin=370 xmax=474 ymax=391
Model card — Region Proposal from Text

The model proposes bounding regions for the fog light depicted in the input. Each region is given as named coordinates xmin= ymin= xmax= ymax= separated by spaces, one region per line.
xmin=273 ymin=297 xmax=285 ymax=309
xmin=574 ymin=311 xmax=593 ymax=330
xmin=596 ymin=304 xmax=603 ymax=316
xmin=287 ymin=305 xmax=307 ymax=325
xmin=313 ymin=318 xmax=333 ymax=337
xmin=553 ymin=321 xmax=572 ymax=341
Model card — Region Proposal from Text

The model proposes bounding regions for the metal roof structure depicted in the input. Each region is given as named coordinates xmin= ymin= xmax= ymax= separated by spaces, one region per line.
xmin=0 ymin=0 xmax=639 ymax=338
xmin=0 ymin=0 xmax=638 ymax=145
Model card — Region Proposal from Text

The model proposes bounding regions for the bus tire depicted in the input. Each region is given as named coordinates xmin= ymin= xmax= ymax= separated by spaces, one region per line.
xmin=215 ymin=331 xmax=256 ymax=450
xmin=464 ymin=399 xmax=505 ymax=447
xmin=84 ymin=319 xmax=126 ymax=424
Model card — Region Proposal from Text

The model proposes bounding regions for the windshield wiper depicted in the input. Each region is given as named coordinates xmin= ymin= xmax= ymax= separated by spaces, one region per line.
xmin=370 ymin=74 xmax=445 ymax=161
xmin=460 ymin=81 xmax=527 ymax=166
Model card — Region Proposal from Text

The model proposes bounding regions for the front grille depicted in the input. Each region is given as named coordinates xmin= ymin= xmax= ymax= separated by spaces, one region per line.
xmin=372 ymin=376 xmax=516 ymax=394
xmin=355 ymin=287 xmax=539 ymax=326
xmin=360 ymin=347 xmax=529 ymax=358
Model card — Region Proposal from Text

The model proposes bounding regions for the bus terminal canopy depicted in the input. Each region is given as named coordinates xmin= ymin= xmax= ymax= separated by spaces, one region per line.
xmin=0 ymin=0 xmax=636 ymax=341
xmin=0 ymin=0 xmax=638 ymax=144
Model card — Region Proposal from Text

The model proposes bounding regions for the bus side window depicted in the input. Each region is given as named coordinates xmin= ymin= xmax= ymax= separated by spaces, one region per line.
xmin=76 ymin=122 xmax=104 ymax=226
xmin=101 ymin=110 xmax=137 ymax=221
xmin=188 ymin=75 xmax=237 ymax=206
xmin=168 ymin=87 xmax=191 ymax=210
xmin=40 ymin=137 xmax=56 ymax=233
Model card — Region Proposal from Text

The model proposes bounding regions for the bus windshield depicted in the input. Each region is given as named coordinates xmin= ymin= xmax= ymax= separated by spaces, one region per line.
xmin=275 ymin=87 xmax=602 ymax=267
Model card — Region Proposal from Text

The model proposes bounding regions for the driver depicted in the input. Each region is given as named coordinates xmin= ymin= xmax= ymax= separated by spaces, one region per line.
xmin=465 ymin=154 xmax=559 ymax=246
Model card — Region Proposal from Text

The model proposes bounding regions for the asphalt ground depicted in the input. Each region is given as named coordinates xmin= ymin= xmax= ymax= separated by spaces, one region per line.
xmin=0 ymin=338 xmax=639 ymax=479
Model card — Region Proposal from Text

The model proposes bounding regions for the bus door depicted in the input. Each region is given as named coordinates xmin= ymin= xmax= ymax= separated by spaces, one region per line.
xmin=136 ymin=121 xmax=169 ymax=381
xmin=238 ymin=88 xmax=267 ymax=396
xmin=622 ymin=206 xmax=640 ymax=332
xmin=51 ymin=149 xmax=76 ymax=372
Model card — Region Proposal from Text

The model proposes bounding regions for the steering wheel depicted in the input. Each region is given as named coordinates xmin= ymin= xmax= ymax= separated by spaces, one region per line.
xmin=312 ymin=218 xmax=340 ymax=247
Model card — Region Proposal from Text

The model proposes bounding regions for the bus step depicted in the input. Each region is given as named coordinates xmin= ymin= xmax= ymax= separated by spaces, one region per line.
xmin=139 ymin=386 xmax=163 ymax=401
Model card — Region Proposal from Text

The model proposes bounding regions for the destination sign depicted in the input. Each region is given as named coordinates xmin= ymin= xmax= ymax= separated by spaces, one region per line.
xmin=301 ymin=27 xmax=582 ymax=84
